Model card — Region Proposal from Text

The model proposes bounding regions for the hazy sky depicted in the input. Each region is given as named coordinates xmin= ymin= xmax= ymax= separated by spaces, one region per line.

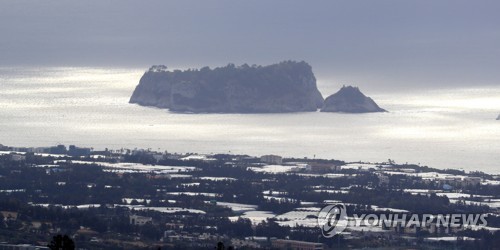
xmin=1 ymin=0 xmax=499 ymax=89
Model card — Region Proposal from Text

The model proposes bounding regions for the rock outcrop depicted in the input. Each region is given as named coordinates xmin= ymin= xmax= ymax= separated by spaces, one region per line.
xmin=129 ymin=61 xmax=324 ymax=113
xmin=321 ymin=86 xmax=386 ymax=113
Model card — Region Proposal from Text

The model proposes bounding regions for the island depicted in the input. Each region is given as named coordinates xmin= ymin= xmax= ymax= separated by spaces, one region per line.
xmin=129 ymin=61 xmax=324 ymax=113
xmin=320 ymin=85 xmax=386 ymax=113
xmin=497 ymin=114 xmax=500 ymax=120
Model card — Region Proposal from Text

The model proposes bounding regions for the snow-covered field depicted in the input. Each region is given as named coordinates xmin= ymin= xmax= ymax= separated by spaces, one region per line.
xmin=199 ymin=176 xmax=237 ymax=181
xmin=30 ymin=203 xmax=100 ymax=209
xmin=241 ymin=211 xmax=276 ymax=224
xmin=211 ymin=201 xmax=276 ymax=224
xmin=0 ymin=189 xmax=26 ymax=193
xmin=180 ymin=154 xmax=216 ymax=162
xmin=211 ymin=202 xmax=257 ymax=213
xmin=275 ymin=208 xmax=320 ymax=227
xmin=54 ymin=160 xmax=198 ymax=174
xmin=166 ymin=192 xmax=220 ymax=197
xmin=122 ymin=198 xmax=151 ymax=204
xmin=247 ymin=164 xmax=306 ymax=173
xmin=341 ymin=163 xmax=388 ymax=171
xmin=117 ymin=205 xmax=206 ymax=214
xmin=313 ymin=189 xmax=349 ymax=194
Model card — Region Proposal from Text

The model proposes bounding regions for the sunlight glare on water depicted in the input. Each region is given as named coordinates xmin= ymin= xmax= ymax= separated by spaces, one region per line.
xmin=0 ymin=67 xmax=498 ymax=173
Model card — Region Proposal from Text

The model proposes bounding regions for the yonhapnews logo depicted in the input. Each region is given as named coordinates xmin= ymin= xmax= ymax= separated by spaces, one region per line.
xmin=317 ymin=203 xmax=488 ymax=238
xmin=317 ymin=203 xmax=348 ymax=238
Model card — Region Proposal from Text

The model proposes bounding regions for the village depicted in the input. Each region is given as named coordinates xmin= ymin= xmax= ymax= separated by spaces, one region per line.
xmin=0 ymin=144 xmax=499 ymax=249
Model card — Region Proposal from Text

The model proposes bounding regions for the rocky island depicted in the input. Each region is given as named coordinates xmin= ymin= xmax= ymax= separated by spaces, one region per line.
xmin=129 ymin=61 xmax=324 ymax=113
xmin=321 ymin=85 xmax=386 ymax=113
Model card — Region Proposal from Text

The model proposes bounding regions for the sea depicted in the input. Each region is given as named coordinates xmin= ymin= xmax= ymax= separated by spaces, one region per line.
xmin=0 ymin=67 xmax=499 ymax=174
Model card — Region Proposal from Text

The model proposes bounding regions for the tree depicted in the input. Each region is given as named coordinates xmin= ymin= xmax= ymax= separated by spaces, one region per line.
xmin=47 ymin=234 xmax=75 ymax=250
xmin=216 ymin=241 xmax=225 ymax=250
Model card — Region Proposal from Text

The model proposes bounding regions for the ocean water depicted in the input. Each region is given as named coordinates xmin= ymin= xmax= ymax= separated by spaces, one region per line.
xmin=0 ymin=67 xmax=499 ymax=174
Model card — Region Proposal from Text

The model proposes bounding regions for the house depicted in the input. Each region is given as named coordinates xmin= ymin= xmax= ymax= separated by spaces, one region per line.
xmin=129 ymin=215 xmax=152 ymax=226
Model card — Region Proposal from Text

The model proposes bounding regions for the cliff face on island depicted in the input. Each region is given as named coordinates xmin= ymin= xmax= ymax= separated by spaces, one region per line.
xmin=129 ymin=61 xmax=324 ymax=113
xmin=320 ymin=86 xmax=386 ymax=113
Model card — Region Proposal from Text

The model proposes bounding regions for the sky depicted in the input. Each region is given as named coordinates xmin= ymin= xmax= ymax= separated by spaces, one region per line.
xmin=0 ymin=0 xmax=499 ymax=90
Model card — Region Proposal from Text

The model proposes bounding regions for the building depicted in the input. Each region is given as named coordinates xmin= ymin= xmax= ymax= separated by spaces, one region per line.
xmin=271 ymin=239 xmax=324 ymax=250
xmin=10 ymin=154 xmax=26 ymax=162
xmin=68 ymin=145 xmax=91 ymax=157
xmin=1 ymin=211 xmax=18 ymax=221
xmin=231 ymin=239 xmax=261 ymax=249
xmin=306 ymin=163 xmax=338 ymax=172
xmin=165 ymin=222 xmax=184 ymax=230
xmin=377 ymin=174 xmax=390 ymax=186
xmin=151 ymin=153 xmax=165 ymax=162
xmin=462 ymin=177 xmax=481 ymax=187
xmin=129 ymin=215 xmax=152 ymax=226
xmin=49 ymin=145 xmax=67 ymax=155
xmin=390 ymin=221 xmax=463 ymax=235
xmin=260 ymin=155 xmax=282 ymax=165
xmin=438 ymin=176 xmax=462 ymax=187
